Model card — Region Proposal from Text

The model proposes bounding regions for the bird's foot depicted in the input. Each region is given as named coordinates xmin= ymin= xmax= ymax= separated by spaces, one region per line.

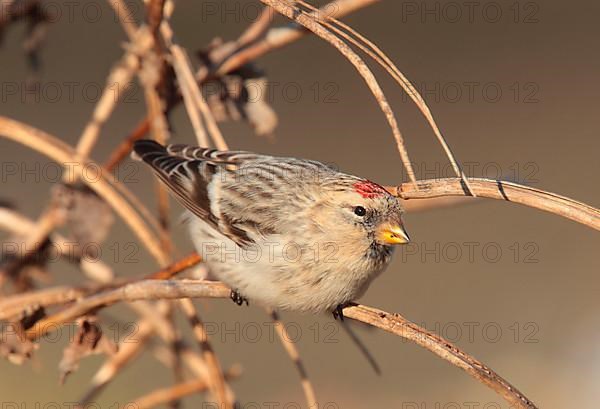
xmin=332 ymin=304 xmax=347 ymax=321
xmin=230 ymin=289 xmax=249 ymax=306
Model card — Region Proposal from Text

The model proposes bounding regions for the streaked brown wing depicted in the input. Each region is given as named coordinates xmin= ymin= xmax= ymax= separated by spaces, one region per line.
xmin=133 ymin=140 xmax=219 ymax=226
xmin=133 ymin=140 xmax=273 ymax=247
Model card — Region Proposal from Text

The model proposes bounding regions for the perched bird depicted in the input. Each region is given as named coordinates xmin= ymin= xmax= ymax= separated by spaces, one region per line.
xmin=132 ymin=140 xmax=410 ymax=318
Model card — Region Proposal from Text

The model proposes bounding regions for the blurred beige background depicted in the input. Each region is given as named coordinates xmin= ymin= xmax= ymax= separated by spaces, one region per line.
xmin=1 ymin=0 xmax=599 ymax=408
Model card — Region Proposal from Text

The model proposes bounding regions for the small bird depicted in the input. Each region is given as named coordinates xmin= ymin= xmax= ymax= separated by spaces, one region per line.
xmin=132 ymin=140 xmax=410 ymax=318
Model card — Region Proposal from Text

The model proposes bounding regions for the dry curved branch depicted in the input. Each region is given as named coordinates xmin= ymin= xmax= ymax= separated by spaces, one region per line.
xmin=391 ymin=178 xmax=600 ymax=231
xmin=259 ymin=0 xmax=416 ymax=181
xmin=24 ymin=280 xmax=229 ymax=340
xmin=0 ymin=252 xmax=201 ymax=320
xmin=0 ymin=116 xmax=170 ymax=265
xmin=295 ymin=0 xmax=473 ymax=194
xmin=342 ymin=304 xmax=536 ymax=409
xmin=23 ymin=279 xmax=537 ymax=408
xmin=0 ymin=286 xmax=86 ymax=320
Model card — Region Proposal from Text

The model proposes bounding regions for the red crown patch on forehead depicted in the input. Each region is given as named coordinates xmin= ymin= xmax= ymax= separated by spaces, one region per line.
xmin=353 ymin=180 xmax=387 ymax=198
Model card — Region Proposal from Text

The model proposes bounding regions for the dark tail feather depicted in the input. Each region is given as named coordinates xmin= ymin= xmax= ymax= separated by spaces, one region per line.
xmin=340 ymin=319 xmax=382 ymax=376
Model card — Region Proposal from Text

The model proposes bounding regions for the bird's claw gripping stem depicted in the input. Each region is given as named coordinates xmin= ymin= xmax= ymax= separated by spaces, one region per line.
xmin=332 ymin=304 xmax=346 ymax=321
xmin=230 ymin=289 xmax=249 ymax=306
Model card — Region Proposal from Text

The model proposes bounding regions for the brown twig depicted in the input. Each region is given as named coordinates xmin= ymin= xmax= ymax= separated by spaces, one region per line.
xmin=130 ymin=367 xmax=241 ymax=409
xmin=342 ymin=304 xmax=537 ymax=409
xmin=0 ymin=202 xmax=63 ymax=271
xmin=155 ymin=181 xmax=173 ymax=254
xmin=103 ymin=119 xmax=151 ymax=171
xmin=124 ymin=298 xmax=238 ymax=407
xmin=145 ymin=252 xmax=203 ymax=280
xmin=0 ymin=116 xmax=170 ymax=265
xmin=70 ymin=30 xmax=152 ymax=171
xmin=236 ymin=6 xmax=275 ymax=48
xmin=78 ymin=320 xmax=155 ymax=405
xmin=146 ymin=0 xmax=166 ymax=37
xmin=178 ymin=299 xmax=231 ymax=408
xmin=390 ymin=178 xmax=600 ymax=231
xmin=24 ymin=280 xmax=229 ymax=339
xmin=215 ymin=0 xmax=381 ymax=76
xmin=0 ymin=206 xmax=115 ymax=284
xmin=0 ymin=252 xmax=202 ymax=320
xmin=0 ymin=286 xmax=86 ymax=320
xmin=295 ymin=0 xmax=474 ymax=193
xmin=24 ymin=279 xmax=537 ymax=408
xmin=79 ymin=301 xmax=184 ymax=405
xmin=259 ymin=0 xmax=416 ymax=181
xmin=107 ymin=0 xmax=138 ymax=39
xmin=162 ymin=19 xmax=228 ymax=149
xmin=269 ymin=310 xmax=317 ymax=408
xmin=112 ymin=0 xmax=381 ymax=152
xmin=400 ymin=196 xmax=477 ymax=213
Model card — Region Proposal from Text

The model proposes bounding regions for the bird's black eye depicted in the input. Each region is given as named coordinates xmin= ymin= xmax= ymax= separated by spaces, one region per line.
xmin=354 ymin=206 xmax=367 ymax=216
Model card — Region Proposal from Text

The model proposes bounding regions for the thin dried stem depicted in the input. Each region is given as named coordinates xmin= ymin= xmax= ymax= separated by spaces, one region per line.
xmin=0 ymin=116 xmax=170 ymax=265
xmin=236 ymin=6 xmax=275 ymax=48
xmin=23 ymin=279 xmax=537 ymax=408
xmin=178 ymin=299 xmax=231 ymax=409
xmin=215 ymin=0 xmax=381 ymax=76
xmin=390 ymin=178 xmax=600 ymax=231
xmin=296 ymin=0 xmax=474 ymax=193
xmin=78 ymin=253 xmax=205 ymax=404
xmin=155 ymin=182 xmax=173 ymax=253
xmin=81 ymin=301 xmax=185 ymax=406
xmin=78 ymin=320 xmax=155 ymax=405
xmin=145 ymin=252 xmax=203 ymax=280
xmin=259 ymin=0 xmax=415 ymax=181
xmin=0 ymin=184 xmax=64 ymax=288
xmin=72 ymin=30 xmax=153 ymax=169
xmin=107 ymin=0 xmax=138 ymax=39
xmin=127 ymin=0 xmax=381 ymax=145
xmin=400 ymin=196 xmax=477 ymax=213
xmin=130 ymin=300 xmax=186 ymax=409
xmin=0 ymin=286 xmax=86 ymax=320
xmin=269 ymin=310 xmax=317 ymax=408
xmin=343 ymin=304 xmax=536 ymax=409
xmin=166 ymin=40 xmax=209 ymax=147
xmin=126 ymin=298 xmax=238 ymax=407
xmin=171 ymin=48 xmax=228 ymax=149
xmin=104 ymin=119 xmax=150 ymax=171
xmin=141 ymin=0 xmax=171 ymax=147
xmin=0 ymin=252 xmax=200 ymax=320
xmin=161 ymin=11 xmax=228 ymax=149
xmin=130 ymin=368 xmax=241 ymax=409
xmin=0 ymin=202 xmax=62 ymax=262
xmin=24 ymin=280 xmax=229 ymax=340
xmin=146 ymin=0 xmax=166 ymax=36
xmin=338 ymin=319 xmax=380 ymax=375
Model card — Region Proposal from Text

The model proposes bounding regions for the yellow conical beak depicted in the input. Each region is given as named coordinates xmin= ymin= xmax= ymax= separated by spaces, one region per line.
xmin=377 ymin=223 xmax=410 ymax=245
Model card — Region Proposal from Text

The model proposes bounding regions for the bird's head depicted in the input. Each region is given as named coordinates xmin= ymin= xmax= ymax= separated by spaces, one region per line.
xmin=310 ymin=179 xmax=410 ymax=248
